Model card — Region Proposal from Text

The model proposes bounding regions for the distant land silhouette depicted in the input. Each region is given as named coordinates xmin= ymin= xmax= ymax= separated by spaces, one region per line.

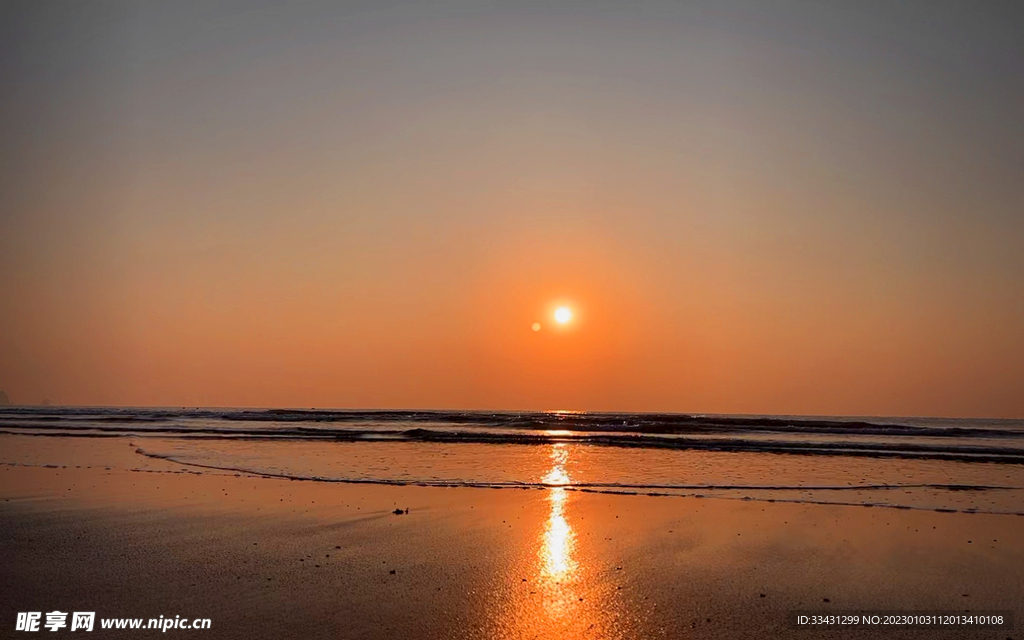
xmin=0 ymin=390 xmax=10 ymax=405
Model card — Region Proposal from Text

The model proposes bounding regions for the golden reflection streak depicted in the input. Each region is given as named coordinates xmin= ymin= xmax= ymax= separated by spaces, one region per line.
xmin=491 ymin=440 xmax=621 ymax=639
xmin=539 ymin=442 xmax=577 ymax=619
xmin=543 ymin=488 xmax=573 ymax=578
xmin=489 ymin=438 xmax=622 ymax=638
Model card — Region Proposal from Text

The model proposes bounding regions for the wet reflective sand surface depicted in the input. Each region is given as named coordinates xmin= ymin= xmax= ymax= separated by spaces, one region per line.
xmin=2 ymin=434 xmax=1023 ymax=639
xmin=489 ymin=444 xmax=630 ymax=640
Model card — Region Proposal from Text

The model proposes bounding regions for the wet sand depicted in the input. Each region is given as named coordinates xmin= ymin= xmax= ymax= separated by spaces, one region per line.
xmin=1 ymin=434 xmax=1022 ymax=639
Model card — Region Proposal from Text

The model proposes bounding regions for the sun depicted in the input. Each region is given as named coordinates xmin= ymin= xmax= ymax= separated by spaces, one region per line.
xmin=554 ymin=307 xmax=573 ymax=324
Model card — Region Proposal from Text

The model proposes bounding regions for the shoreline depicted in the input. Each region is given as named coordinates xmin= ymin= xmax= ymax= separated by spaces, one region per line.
xmin=2 ymin=434 xmax=1023 ymax=639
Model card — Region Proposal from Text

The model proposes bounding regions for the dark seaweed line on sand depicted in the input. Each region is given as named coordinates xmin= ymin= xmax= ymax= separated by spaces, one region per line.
xmin=131 ymin=449 xmax=1024 ymax=517
xmin=7 ymin=457 xmax=1017 ymax=494
xmin=118 ymin=458 xmax=1022 ymax=492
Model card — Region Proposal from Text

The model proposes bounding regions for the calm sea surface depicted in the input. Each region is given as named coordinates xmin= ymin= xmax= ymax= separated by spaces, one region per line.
xmin=3 ymin=407 xmax=1024 ymax=514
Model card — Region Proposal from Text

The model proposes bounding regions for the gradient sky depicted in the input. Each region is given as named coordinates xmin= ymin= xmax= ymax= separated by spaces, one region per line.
xmin=2 ymin=0 xmax=1022 ymax=416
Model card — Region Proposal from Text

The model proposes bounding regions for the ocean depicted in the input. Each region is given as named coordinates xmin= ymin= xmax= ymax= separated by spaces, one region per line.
xmin=3 ymin=407 xmax=1023 ymax=515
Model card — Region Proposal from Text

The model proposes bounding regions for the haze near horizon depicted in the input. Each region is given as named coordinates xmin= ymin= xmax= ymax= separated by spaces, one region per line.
xmin=2 ymin=1 xmax=1022 ymax=417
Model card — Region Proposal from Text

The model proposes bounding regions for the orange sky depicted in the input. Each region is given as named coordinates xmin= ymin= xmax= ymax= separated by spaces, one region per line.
xmin=2 ymin=2 xmax=1022 ymax=416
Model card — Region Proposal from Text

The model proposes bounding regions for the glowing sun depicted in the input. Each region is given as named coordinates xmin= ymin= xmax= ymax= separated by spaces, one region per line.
xmin=554 ymin=307 xmax=573 ymax=324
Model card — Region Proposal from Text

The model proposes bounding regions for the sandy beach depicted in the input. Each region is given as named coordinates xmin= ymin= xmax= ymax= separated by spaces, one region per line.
xmin=5 ymin=1 xmax=1024 ymax=637
xmin=2 ymin=433 xmax=1021 ymax=639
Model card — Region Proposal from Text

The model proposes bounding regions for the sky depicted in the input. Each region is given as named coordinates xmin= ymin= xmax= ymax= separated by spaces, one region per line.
xmin=1 ymin=0 xmax=1022 ymax=416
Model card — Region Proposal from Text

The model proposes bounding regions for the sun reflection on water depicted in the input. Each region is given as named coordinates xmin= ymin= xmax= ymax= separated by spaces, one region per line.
xmin=542 ymin=488 xmax=573 ymax=578
xmin=539 ymin=443 xmax=578 ymax=618
xmin=492 ymin=442 xmax=624 ymax=639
